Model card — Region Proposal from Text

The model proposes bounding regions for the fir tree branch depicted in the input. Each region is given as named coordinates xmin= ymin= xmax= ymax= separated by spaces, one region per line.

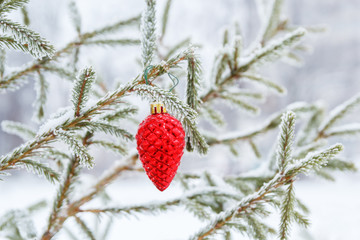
xmin=326 ymin=123 xmax=360 ymax=138
xmin=0 ymin=0 xmax=28 ymax=15
xmin=79 ymin=121 xmax=134 ymax=140
xmin=277 ymin=111 xmax=296 ymax=172
xmin=242 ymin=73 xmax=286 ymax=95
xmin=90 ymin=140 xmax=128 ymax=156
xmin=0 ymin=18 xmax=55 ymax=58
xmin=191 ymin=144 xmax=343 ymax=240
xmin=164 ymin=37 xmax=191 ymax=60
xmin=220 ymin=94 xmax=260 ymax=115
xmin=318 ymin=93 xmax=360 ymax=136
xmin=32 ymin=70 xmax=48 ymax=122
xmin=73 ymin=216 xmax=96 ymax=240
xmin=0 ymin=35 xmax=32 ymax=54
xmin=1 ymin=120 xmax=36 ymax=141
xmin=42 ymin=156 xmax=80 ymax=240
xmin=261 ymin=0 xmax=284 ymax=44
xmin=68 ymin=0 xmax=81 ymax=35
xmin=207 ymin=103 xmax=312 ymax=146
xmin=141 ymin=0 xmax=157 ymax=67
xmin=0 ymin=48 xmax=5 ymax=80
xmin=78 ymin=188 xmax=240 ymax=215
xmin=160 ymin=0 xmax=172 ymax=40
xmin=55 ymin=130 xmax=94 ymax=168
xmin=0 ymin=14 xmax=140 ymax=92
xmin=286 ymin=144 xmax=344 ymax=176
xmin=17 ymin=159 xmax=60 ymax=183
xmin=70 ymin=156 xmax=141 ymax=211
xmin=201 ymin=28 xmax=305 ymax=103
xmin=21 ymin=5 xmax=30 ymax=25
xmin=278 ymin=182 xmax=295 ymax=240
xmin=71 ymin=67 xmax=96 ymax=117
xmin=0 ymin=49 xmax=189 ymax=174
xmin=186 ymin=52 xmax=202 ymax=112
xmin=81 ymin=15 xmax=140 ymax=39
xmin=82 ymin=39 xmax=140 ymax=47
xmin=101 ymin=106 xmax=138 ymax=122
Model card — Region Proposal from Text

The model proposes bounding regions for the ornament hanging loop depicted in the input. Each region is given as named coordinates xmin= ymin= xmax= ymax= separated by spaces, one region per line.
xmin=144 ymin=65 xmax=154 ymax=85
xmin=167 ymin=72 xmax=179 ymax=92
xmin=143 ymin=65 xmax=179 ymax=92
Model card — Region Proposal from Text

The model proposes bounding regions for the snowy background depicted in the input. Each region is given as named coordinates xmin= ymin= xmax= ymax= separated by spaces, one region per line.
xmin=0 ymin=0 xmax=360 ymax=239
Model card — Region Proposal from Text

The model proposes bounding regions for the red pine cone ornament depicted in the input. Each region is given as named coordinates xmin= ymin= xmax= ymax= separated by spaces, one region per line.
xmin=136 ymin=102 xmax=185 ymax=191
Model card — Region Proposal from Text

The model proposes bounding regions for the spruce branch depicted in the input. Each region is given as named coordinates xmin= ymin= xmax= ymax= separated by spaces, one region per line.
xmin=278 ymin=183 xmax=295 ymax=240
xmin=191 ymin=144 xmax=343 ymax=240
xmin=201 ymin=28 xmax=304 ymax=104
xmin=261 ymin=0 xmax=284 ymax=44
xmin=318 ymin=93 xmax=360 ymax=135
xmin=0 ymin=132 xmax=56 ymax=173
xmin=0 ymin=18 xmax=55 ymax=58
xmin=1 ymin=120 xmax=36 ymax=141
xmin=55 ymin=130 xmax=94 ymax=168
xmin=70 ymin=155 xmax=141 ymax=210
xmin=186 ymin=51 xmax=202 ymax=112
xmin=160 ymin=0 xmax=172 ymax=40
xmin=21 ymin=5 xmax=29 ymax=25
xmin=43 ymin=156 xmax=80 ymax=240
xmin=32 ymin=70 xmax=48 ymax=122
xmin=71 ymin=67 xmax=96 ymax=117
xmin=0 ymin=48 xmax=189 ymax=174
xmin=90 ymin=140 xmax=128 ymax=156
xmin=0 ymin=35 xmax=33 ymax=54
xmin=0 ymin=14 xmax=140 ymax=92
xmin=220 ymin=94 xmax=260 ymax=115
xmin=242 ymin=73 xmax=286 ymax=95
xmin=141 ymin=0 xmax=157 ymax=67
xmin=101 ymin=106 xmax=138 ymax=122
xmin=17 ymin=159 xmax=59 ymax=183
xmin=79 ymin=188 xmax=240 ymax=216
xmin=241 ymin=28 xmax=306 ymax=70
xmin=286 ymin=144 xmax=344 ymax=176
xmin=0 ymin=0 xmax=28 ymax=15
xmin=73 ymin=216 xmax=96 ymax=240
xmin=79 ymin=121 xmax=134 ymax=141
xmin=0 ymin=47 xmax=5 ymax=79
xmin=207 ymin=103 xmax=312 ymax=146
xmin=82 ymin=39 xmax=140 ymax=47
xmin=81 ymin=15 xmax=140 ymax=39
xmin=325 ymin=158 xmax=357 ymax=172
xmin=164 ymin=37 xmax=191 ymax=60
xmin=277 ymin=111 xmax=296 ymax=172
xmin=326 ymin=123 xmax=360 ymax=138
xmin=68 ymin=0 xmax=81 ymax=34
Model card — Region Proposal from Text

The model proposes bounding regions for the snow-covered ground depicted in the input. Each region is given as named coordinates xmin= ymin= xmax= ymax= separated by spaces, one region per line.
xmin=1 ymin=170 xmax=360 ymax=239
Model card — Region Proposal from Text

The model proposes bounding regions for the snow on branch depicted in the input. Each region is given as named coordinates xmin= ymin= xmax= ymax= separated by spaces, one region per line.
xmin=55 ymin=130 xmax=94 ymax=169
xmin=277 ymin=111 xmax=296 ymax=172
xmin=71 ymin=67 xmax=96 ymax=117
xmin=319 ymin=93 xmax=360 ymax=133
xmin=1 ymin=120 xmax=36 ymax=141
xmin=191 ymin=143 xmax=343 ymax=240
xmin=0 ymin=18 xmax=55 ymax=58
xmin=239 ymin=28 xmax=306 ymax=70
xmin=141 ymin=0 xmax=157 ymax=67
xmin=0 ymin=0 xmax=28 ymax=15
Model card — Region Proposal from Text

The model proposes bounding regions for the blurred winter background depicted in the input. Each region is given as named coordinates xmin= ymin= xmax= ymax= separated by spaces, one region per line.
xmin=0 ymin=0 xmax=360 ymax=239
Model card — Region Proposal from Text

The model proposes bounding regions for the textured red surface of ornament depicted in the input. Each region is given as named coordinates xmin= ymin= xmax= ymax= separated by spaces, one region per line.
xmin=136 ymin=113 xmax=185 ymax=191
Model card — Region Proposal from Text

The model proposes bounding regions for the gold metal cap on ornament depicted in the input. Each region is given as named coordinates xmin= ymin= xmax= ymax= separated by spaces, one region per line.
xmin=151 ymin=102 xmax=167 ymax=114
